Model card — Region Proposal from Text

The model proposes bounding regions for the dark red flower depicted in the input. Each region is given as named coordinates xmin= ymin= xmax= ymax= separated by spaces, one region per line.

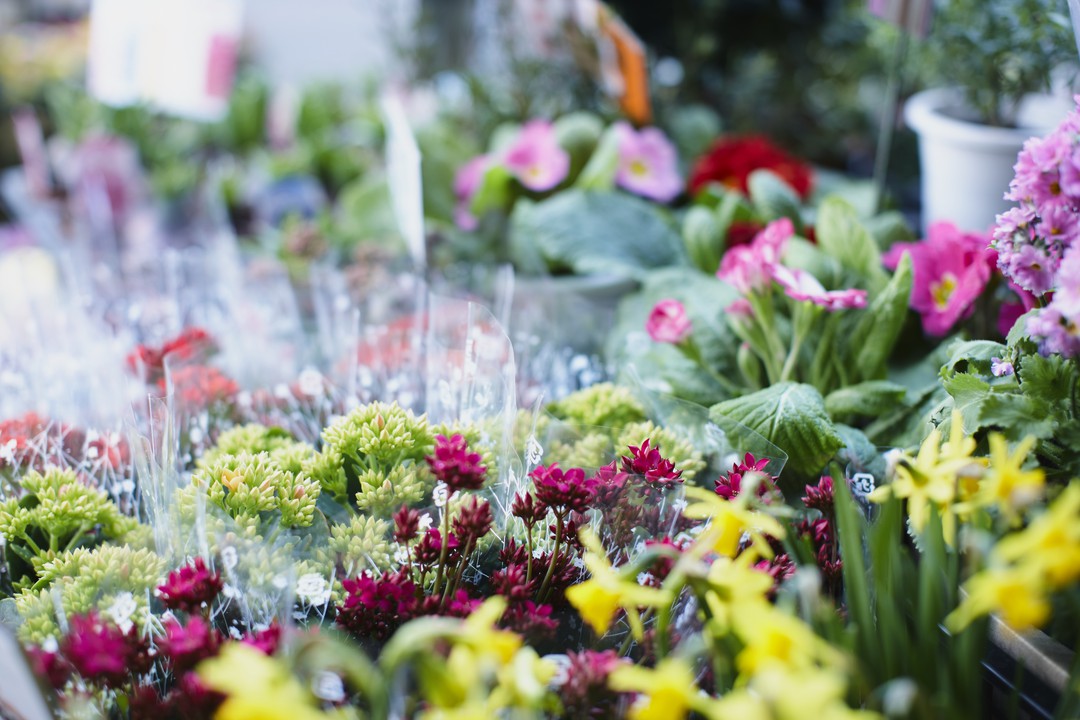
xmin=491 ymin=563 xmax=536 ymax=601
xmin=60 ymin=612 xmax=137 ymax=687
xmin=802 ymin=475 xmax=835 ymax=512
xmin=452 ymin=496 xmax=493 ymax=543
xmin=688 ymin=135 xmax=813 ymax=200
xmin=501 ymin=601 xmax=558 ymax=643
xmin=510 ymin=491 xmax=547 ymax=528
xmin=531 ymin=464 xmax=597 ymax=516
xmin=337 ymin=570 xmax=418 ymax=640
xmin=715 ymin=452 xmax=780 ymax=502
xmin=165 ymin=672 xmax=227 ymax=719
xmin=26 ymin=645 xmax=72 ymax=689
xmin=753 ymin=553 xmax=796 ymax=598
xmin=159 ymin=616 xmax=221 ymax=674
xmin=561 ymin=650 xmax=627 ymax=720
xmin=412 ymin=528 xmax=459 ymax=568
xmin=591 ymin=462 xmax=629 ymax=510
xmin=420 ymin=587 xmax=479 ymax=618
xmin=426 ymin=434 xmax=487 ymax=491
xmin=158 ymin=557 xmax=223 ymax=613
xmin=393 ymin=504 xmax=421 ymax=543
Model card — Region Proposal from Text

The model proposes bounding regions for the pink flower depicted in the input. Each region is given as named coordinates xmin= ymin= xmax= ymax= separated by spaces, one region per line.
xmin=991 ymin=357 xmax=1015 ymax=377
xmin=770 ymin=264 xmax=867 ymax=311
xmin=503 ymin=120 xmax=570 ymax=192
xmin=614 ymin=122 xmax=682 ymax=202
xmin=715 ymin=452 xmax=779 ymax=502
xmin=61 ymin=612 xmax=137 ymax=687
xmin=1026 ymin=306 xmax=1080 ymax=358
xmin=883 ymin=222 xmax=995 ymax=336
xmin=1052 ymin=246 xmax=1080 ymax=317
xmin=646 ymin=299 xmax=692 ymax=343
xmin=530 ymin=463 xmax=597 ymax=515
xmin=1005 ymin=244 xmax=1056 ymax=296
xmin=158 ymin=557 xmax=223 ymax=613
xmin=159 ymin=616 xmax=220 ymax=673
xmin=717 ymin=217 xmax=794 ymax=293
xmin=453 ymin=155 xmax=491 ymax=230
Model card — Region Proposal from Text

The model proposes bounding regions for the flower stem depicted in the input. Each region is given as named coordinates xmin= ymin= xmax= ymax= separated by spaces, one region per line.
xmin=525 ymin=524 xmax=534 ymax=584
xmin=537 ymin=515 xmax=564 ymax=602
xmin=432 ymin=506 xmax=451 ymax=596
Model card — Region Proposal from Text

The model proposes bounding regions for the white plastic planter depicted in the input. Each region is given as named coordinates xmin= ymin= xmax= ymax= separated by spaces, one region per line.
xmin=905 ymin=87 xmax=1071 ymax=233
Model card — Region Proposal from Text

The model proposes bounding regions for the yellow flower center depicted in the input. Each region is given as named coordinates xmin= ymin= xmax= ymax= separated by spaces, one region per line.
xmin=630 ymin=159 xmax=649 ymax=177
xmin=931 ymin=273 xmax=958 ymax=310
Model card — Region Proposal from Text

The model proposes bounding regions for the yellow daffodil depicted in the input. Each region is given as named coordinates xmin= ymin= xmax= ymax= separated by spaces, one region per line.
xmin=974 ymin=434 xmax=1044 ymax=519
xmin=565 ymin=530 xmax=670 ymax=639
xmin=682 ymin=486 xmax=785 ymax=560
xmin=198 ymin=644 xmax=327 ymax=720
xmin=457 ymin=596 xmax=522 ymax=663
xmin=608 ymin=657 xmax=717 ymax=720
xmin=994 ymin=482 xmax=1080 ymax=588
xmin=946 ymin=565 xmax=1051 ymax=633
xmin=750 ymin=667 xmax=880 ymax=720
xmin=702 ymin=554 xmax=774 ymax=634
xmin=732 ymin=604 xmax=843 ymax=677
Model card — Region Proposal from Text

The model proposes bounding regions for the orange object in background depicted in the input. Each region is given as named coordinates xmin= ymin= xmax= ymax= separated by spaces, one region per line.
xmin=597 ymin=4 xmax=651 ymax=126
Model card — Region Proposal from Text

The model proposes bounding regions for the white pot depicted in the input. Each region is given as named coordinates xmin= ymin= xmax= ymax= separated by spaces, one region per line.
xmin=905 ymin=87 xmax=1072 ymax=233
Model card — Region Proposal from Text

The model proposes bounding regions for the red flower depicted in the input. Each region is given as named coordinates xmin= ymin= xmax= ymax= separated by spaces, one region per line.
xmin=802 ymin=476 xmax=835 ymax=512
xmin=393 ymin=505 xmax=422 ymax=543
xmin=157 ymin=365 xmax=239 ymax=409
xmin=26 ymin=645 xmax=72 ymax=689
xmin=159 ymin=616 xmax=221 ymax=674
xmin=688 ymin=135 xmax=813 ymax=200
xmin=510 ymin=491 xmax=547 ymax=528
xmin=561 ymin=650 xmax=627 ymax=719
xmin=426 ymin=434 xmax=487 ymax=491
xmin=530 ymin=464 xmax=597 ymax=516
xmin=715 ymin=452 xmax=780 ymax=502
xmin=620 ymin=440 xmax=682 ymax=496
xmin=337 ymin=570 xmax=418 ymax=641
xmin=61 ymin=612 xmax=139 ymax=687
xmin=127 ymin=327 xmax=215 ymax=383
xmin=242 ymin=624 xmax=283 ymax=656
xmin=158 ymin=557 xmax=223 ymax=613
xmin=452 ymin=496 xmax=494 ymax=543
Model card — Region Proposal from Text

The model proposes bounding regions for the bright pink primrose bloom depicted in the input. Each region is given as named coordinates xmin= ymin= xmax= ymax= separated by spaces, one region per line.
xmin=717 ymin=217 xmax=794 ymax=293
xmin=883 ymin=222 xmax=995 ymax=336
xmin=614 ymin=122 xmax=682 ymax=202
xmin=770 ymin=264 xmax=867 ymax=311
xmin=503 ymin=120 xmax=570 ymax=192
xmin=646 ymin=298 xmax=692 ymax=343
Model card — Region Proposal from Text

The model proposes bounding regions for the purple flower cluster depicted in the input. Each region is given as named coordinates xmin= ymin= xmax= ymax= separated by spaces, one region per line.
xmin=994 ymin=98 xmax=1080 ymax=356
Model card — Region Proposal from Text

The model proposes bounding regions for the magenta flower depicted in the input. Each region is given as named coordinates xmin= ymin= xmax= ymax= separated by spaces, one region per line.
xmin=530 ymin=463 xmax=597 ymax=515
xmin=717 ymin=217 xmax=794 ymax=293
xmin=883 ymin=222 xmax=995 ymax=336
xmin=991 ymin=357 xmax=1015 ymax=377
xmin=158 ymin=556 xmax=223 ymax=613
xmin=453 ymin=154 xmax=491 ymax=230
xmin=426 ymin=434 xmax=487 ymax=491
xmin=614 ymin=122 xmax=682 ymax=202
xmin=561 ymin=650 xmax=627 ymax=719
xmin=451 ymin=495 xmax=494 ymax=543
xmin=510 ymin=491 xmax=547 ymax=528
xmin=769 ymin=264 xmax=867 ymax=311
xmin=1052 ymin=246 xmax=1080 ymax=317
xmin=620 ymin=439 xmax=683 ymax=497
xmin=337 ymin=570 xmax=418 ymax=641
xmin=646 ymin=299 xmax=692 ymax=344
xmin=715 ymin=452 xmax=779 ymax=502
xmin=60 ymin=612 xmax=137 ymax=687
xmin=503 ymin=120 xmax=570 ymax=192
xmin=242 ymin=624 xmax=282 ymax=655
xmin=393 ymin=504 xmax=422 ymax=543
xmin=159 ymin=616 xmax=220 ymax=674
xmin=801 ymin=475 xmax=835 ymax=512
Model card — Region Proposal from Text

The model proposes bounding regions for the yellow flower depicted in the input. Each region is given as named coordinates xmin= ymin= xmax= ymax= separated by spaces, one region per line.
xmin=733 ymin=604 xmax=843 ymax=677
xmin=198 ymin=644 xmax=327 ymax=720
xmin=946 ymin=565 xmax=1051 ymax=633
xmin=682 ymin=486 xmax=785 ymax=560
xmin=702 ymin=554 xmax=774 ymax=634
xmin=974 ymin=434 xmax=1044 ymax=518
xmin=995 ymin=482 xmax=1080 ymax=588
xmin=457 ymin=596 xmax=521 ymax=664
xmin=748 ymin=667 xmax=881 ymax=720
xmin=608 ymin=657 xmax=716 ymax=720
xmin=565 ymin=530 xmax=670 ymax=638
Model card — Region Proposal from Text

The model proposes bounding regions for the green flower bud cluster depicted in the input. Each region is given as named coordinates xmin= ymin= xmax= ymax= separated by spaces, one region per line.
xmin=198 ymin=424 xmax=310 ymax=472
xmin=0 ymin=469 xmax=138 ymax=592
xmin=309 ymin=402 xmax=436 ymax=513
xmin=326 ymin=515 xmax=393 ymax=576
xmin=547 ymin=382 xmax=647 ymax=429
xmin=15 ymin=545 xmax=166 ymax=643
xmin=193 ymin=451 xmax=321 ymax=529
xmin=616 ymin=421 xmax=705 ymax=482
xmin=547 ymin=432 xmax=614 ymax=472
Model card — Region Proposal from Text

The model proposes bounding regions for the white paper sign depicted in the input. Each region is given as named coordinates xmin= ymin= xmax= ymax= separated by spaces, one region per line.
xmin=380 ymin=95 xmax=426 ymax=268
xmin=87 ymin=0 xmax=243 ymax=121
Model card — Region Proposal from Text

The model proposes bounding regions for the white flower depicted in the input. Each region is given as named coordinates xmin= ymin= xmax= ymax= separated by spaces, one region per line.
xmin=295 ymin=573 xmax=331 ymax=605
xmin=107 ymin=592 xmax=137 ymax=633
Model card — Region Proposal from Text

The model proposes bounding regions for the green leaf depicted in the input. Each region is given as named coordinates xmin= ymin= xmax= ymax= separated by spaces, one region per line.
xmin=864 ymin=211 xmax=915 ymax=251
xmin=683 ymin=206 xmax=723 ymax=274
xmin=847 ymin=252 xmax=913 ymax=381
xmin=835 ymin=423 xmax=888 ymax=481
xmin=1017 ymin=352 xmax=1076 ymax=416
xmin=942 ymin=371 xmax=992 ymax=432
xmin=747 ymin=170 xmax=804 ymax=230
xmin=573 ymin=126 xmax=620 ymax=191
xmin=469 ymin=164 xmax=514 ymax=217
xmin=942 ymin=339 xmax=1007 ymax=377
xmin=509 ymin=190 xmax=684 ymax=278
xmin=554 ymin=111 xmax=604 ymax=178
xmin=825 ymin=381 xmax=908 ymax=420
xmin=977 ymin=393 xmax=1056 ymax=442
xmin=815 ymin=196 xmax=889 ymax=292
xmin=709 ymin=382 xmax=843 ymax=481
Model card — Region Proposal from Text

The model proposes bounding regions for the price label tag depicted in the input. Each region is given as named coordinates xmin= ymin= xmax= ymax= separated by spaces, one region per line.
xmin=850 ymin=472 xmax=877 ymax=497
xmin=380 ymin=94 xmax=426 ymax=269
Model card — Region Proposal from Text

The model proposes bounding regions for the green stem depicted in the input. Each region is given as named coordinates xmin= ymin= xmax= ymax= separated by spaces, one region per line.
xmin=537 ymin=515 xmax=564 ymax=602
xmin=432 ymin=504 xmax=452 ymax=596
xmin=525 ymin=524 xmax=534 ymax=584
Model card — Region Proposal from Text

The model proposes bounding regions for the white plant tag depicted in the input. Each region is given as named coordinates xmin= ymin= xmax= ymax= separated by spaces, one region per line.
xmin=380 ymin=94 xmax=426 ymax=268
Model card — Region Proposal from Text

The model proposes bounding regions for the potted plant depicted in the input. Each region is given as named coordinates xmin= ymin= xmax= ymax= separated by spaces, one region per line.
xmin=901 ymin=0 xmax=1075 ymax=232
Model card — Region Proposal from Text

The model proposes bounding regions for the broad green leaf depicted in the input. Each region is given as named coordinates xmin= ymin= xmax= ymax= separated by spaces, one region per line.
xmin=683 ymin=206 xmax=723 ymax=274
xmin=816 ymin=196 xmax=889 ymax=292
xmin=942 ymin=372 xmax=991 ymax=433
xmin=573 ymin=126 xmax=620 ymax=191
xmin=977 ymin=393 xmax=1056 ymax=442
xmin=509 ymin=190 xmax=684 ymax=279
xmin=825 ymin=381 xmax=908 ymax=420
xmin=848 ymin=252 xmax=913 ymax=381
xmin=709 ymin=382 xmax=843 ymax=481
xmin=942 ymin=339 xmax=1007 ymax=377
xmin=1017 ymin=352 xmax=1076 ymax=416
xmin=469 ymin=164 xmax=513 ymax=217
xmin=554 ymin=111 xmax=604 ymax=178
xmin=748 ymin=170 xmax=804 ymax=230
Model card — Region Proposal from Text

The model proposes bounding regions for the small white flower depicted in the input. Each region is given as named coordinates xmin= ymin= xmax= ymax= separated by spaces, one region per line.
xmin=107 ymin=592 xmax=137 ymax=633
xmin=312 ymin=671 xmax=346 ymax=703
xmin=272 ymin=575 xmax=289 ymax=590
xmin=42 ymin=637 xmax=59 ymax=653
xmin=295 ymin=573 xmax=331 ymax=605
